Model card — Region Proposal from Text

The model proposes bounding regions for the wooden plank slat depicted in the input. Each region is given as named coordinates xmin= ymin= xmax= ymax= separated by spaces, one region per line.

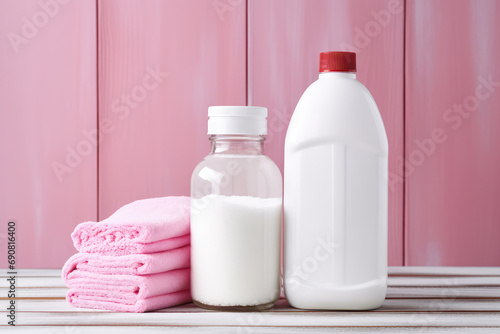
xmin=2 ymin=286 xmax=499 ymax=300
xmin=3 ymin=283 xmax=500 ymax=300
xmin=0 ymin=288 xmax=67 ymax=299
xmin=1 ymin=311 xmax=499 ymax=327
xmin=0 ymin=276 xmax=64 ymax=288
xmin=387 ymin=287 xmax=500 ymax=299
xmin=389 ymin=267 xmax=500 ymax=277
xmin=1 ymin=327 xmax=499 ymax=334
xmin=3 ymin=275 xmax=500 ymax=289
xmin=2 ymin=298 xmax=500 ymax=314
xmin=389 ymin=276 xmax=500 ymax=287
xmin=0 ymin=269 xmax=62 ymax=278
xmin=0 ymin=299 xmax=102 ymax=313
xmin=3 ymin=267 xmax=499 ymax=280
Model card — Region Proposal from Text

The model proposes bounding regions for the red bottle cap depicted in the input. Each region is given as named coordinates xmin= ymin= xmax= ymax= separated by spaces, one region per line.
xmin=319 ymin=51 xmax=356 ymax=73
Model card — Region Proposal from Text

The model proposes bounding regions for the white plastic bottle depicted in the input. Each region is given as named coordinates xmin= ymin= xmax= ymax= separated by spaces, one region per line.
xmin=284 ymin=52 xmax=388 ymax=310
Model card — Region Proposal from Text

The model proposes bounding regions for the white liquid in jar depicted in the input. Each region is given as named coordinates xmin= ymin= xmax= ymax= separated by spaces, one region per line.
xmin=191 ymin=195 xmax=281 ymax=307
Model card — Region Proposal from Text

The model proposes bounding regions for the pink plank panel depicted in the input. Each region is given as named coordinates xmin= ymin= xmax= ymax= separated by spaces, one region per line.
xmin=0 ymin=0 xmax=97 ymax=268
xmin=249 ymin=0 xmax=405 ymax=265
xmin=405 ymin=0 xmax=500 ymax=265
xmin=98 ymin=0 xmax=246 ymax=218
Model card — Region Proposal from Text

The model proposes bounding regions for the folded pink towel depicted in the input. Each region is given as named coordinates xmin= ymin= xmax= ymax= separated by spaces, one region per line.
xmin=72 ymin=196 xmax=190 ymax=255
xmin=62 ymin=245 xmax=190 ymax=278
xmin=63 ymin=268 xmax=191 ymax=312
xmin=67 ymin=289 xmax=192 ymax=313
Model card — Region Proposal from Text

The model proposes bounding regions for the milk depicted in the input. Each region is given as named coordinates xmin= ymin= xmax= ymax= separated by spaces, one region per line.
xmin=191 ymin=195 xmax=281 ymax=307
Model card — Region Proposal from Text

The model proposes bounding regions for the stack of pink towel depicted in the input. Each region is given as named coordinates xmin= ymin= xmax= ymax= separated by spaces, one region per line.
xmin=62 ymin=196 xmax=192 ymax=313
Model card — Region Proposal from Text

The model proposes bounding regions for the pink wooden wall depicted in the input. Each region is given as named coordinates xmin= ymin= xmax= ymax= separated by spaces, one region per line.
xmin=405 ymin=0 xmax=500 ymax=266
xmin=97 ymin=0 xmax=246 ymax=219
xmin=0 ymin=0 xmax=97 ymax=268
xmin=248 ymin=0 xmax=405 ymax=266
xmin=1 ymin=0 xmax=498 ymax=268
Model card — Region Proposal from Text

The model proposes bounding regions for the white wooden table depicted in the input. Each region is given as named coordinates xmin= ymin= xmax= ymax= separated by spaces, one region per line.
xmin=1 ymin=267 xmax=500 ymax=333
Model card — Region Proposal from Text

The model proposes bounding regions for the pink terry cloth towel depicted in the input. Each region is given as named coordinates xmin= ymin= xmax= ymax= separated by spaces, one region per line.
xmin=63 ymin=268 xmax=191 ymax=313
xmin=67 ymin=288 xmax=192 ymax=313
xmin=62 ymin=245 xmax=190 ymax=278
xmin=71 ymin=196 xmax=190 ymax=255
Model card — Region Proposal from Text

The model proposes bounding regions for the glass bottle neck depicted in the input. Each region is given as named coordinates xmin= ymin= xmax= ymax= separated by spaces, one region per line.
xmin=210 ymin=135 xmax=264 ymax=155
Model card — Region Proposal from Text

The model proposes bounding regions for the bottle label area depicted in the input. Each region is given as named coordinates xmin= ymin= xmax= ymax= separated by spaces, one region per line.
xmin=285 ymin=143 xmax=388 ymax=290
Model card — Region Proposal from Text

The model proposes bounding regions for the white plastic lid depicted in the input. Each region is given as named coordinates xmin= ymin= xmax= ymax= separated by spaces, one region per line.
xmin=207 ymin=106 xmax=268 ymax=135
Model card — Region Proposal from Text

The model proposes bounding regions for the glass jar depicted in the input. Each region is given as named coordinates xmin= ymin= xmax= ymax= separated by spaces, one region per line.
xmin=191 ymin=106 xmax=282 ymax=311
